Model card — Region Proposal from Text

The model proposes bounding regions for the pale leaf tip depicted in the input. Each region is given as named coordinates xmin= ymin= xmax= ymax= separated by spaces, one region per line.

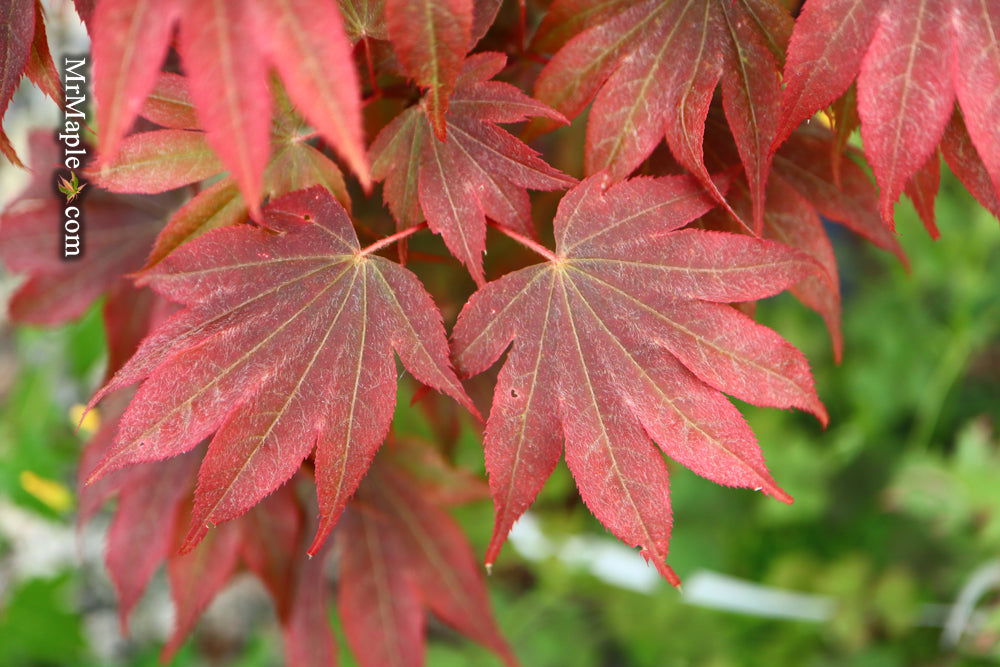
xmin=767 ymin=485 xmax=794 ymax=505
xmin=652 ymin=559 xmax=681 ymax=587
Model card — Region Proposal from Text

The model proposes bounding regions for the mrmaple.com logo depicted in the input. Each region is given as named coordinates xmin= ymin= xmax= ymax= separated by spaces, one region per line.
xmin=56 ymin=55 xmax=89 ymax=259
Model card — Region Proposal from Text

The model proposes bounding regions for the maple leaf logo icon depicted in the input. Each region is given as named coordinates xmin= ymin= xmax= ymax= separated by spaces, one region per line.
xmin=57 ymin=171 xmax=86 ymax=203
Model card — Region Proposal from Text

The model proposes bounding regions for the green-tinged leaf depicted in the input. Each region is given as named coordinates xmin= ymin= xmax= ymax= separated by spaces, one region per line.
xmin=89 ymin=129 xmax=223 ymax=193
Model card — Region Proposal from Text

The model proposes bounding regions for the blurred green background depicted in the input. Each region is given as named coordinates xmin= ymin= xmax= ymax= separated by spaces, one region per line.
xmin=1 ymin=168 xmax=998 ymax=666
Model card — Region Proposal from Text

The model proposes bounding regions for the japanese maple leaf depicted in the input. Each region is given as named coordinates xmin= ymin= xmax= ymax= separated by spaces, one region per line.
xmin=90 ymin=0 xmax=368 ymax=214
xmin=162 ymin=487 xmax=331 ymax=664
xmin=385 ymin=0 xmax=471 ymax=138
xmin=941 ymin=109 xmax=1000 ymax=220
xmin=452 ymin=174 xmax=826 ymax=581
xmin=382 ymin=0 xmax=502 ymax=137
xmin=776 ymin=0 xmax=1000 ymax=225
xmin=0 ymin=132 xmax=173 ymax=325
xmin=86 ymin=187 xmax=475 ymax=557
xmin=88 ymin=72 xmax=351 ymax=267
xmin=700 ymin=119 xmax=907 ymax=359
xmin=0 ymin=0 xmax=60 ymax=166
xmin=370 ymin=52 xmax=576 ymax=284
xmin=533 ymin=0 xmax=792 ymax=229
xmin=80 ymin=407 xmax=332 ymax=665
xmin=337 ymin=460 xmax=515 ymax=667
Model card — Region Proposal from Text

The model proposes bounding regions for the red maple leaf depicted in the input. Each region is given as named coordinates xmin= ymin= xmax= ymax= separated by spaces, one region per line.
xmin=452 ymin=173 xmax=826 ymax=582
xmin=89 ymin=0 xmax=368 ymax=214
xmin=370 ymin=52 xmax=576 ymax=284
xmin=86 ymin=187 xmax=475 ymax=556
xmin=87 ymin=73 xmax=351 ymax=267
xmin=81 ymin=398 xmax=504 ymax=665
xmin=533 ymin=0 xmax=793 ymax=229
xmin=776 ymin=0 xmax=1000 ymax=225
xmin=0 ymin=132 xmax=173 ymax=326
xmin=337 ymin=457 xmax=515 ymax=667
xmin=0 ymin=0 xmax=60 ymax=166
xmin=699 ymin=119 xmax=907 ymax=359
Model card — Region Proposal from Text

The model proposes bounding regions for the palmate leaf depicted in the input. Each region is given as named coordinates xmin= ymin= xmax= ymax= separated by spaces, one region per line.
xmin=0 ymin=0 xmax=60 ymax=167
xmin=138 ymin=139 xmax=350 ymax=268
xmin=452 ymin=174 xmax=826 ymax=581
xmin=385 ymin=0 xmax=472 ymax=139
xmin=87 ymin=74 xmax=351 ymax=268
xmin=79 ymin=403 xmax=334 ymax=664
xmin=701 ymin=119 xmax=907 ymax=359
xmin=533 ymin=0 xmax=792 ymax=229
xmin=337 ymin=459 xmax=514 ymax=667
xmin=90 ymin=0 xmax=368 ymax=210
xmin=778 ymin=0 xmax=1000 ymax=225
xmin=0 ymin=133 xmax=173 ymax=326
xmin=87 ymin=187 xmax=475 ymax=557
xmin=371 ymin=53 xmax=576 ymax=284
xmin=82 ymin=408 xmax=503 ymax=665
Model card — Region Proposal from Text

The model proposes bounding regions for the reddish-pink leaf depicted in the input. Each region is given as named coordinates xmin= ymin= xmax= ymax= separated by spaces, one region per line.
xmin=941 ymin=110 xmax=1000 ymax=218
xmin=952 ymin=0 xmax=1000 ymax=195
xmin=905 ymin=152 xmax=942 ymax=239
xmin=24 ymin=0 xmax=61 ymax=106
xmin=102 ymin=285 xmax=175 ymax=381
xmin=371 ymin=107 xmax=426 ymax=227
xmin=471 ymin=0 xmax=502 ymax=44
xmin=106 ymin=452 xmax=199 ymax=630
xmin=775 ymin=0 xmax=885 ymax=149
xmin=140 ymin=73 xmax=200 ymax=130
xmin=143 ymin=141 xmax=351 ymax=269
xmin=372 ymin=470 xmax=515 ymax=664
xmin=717 ymin=0 xmax=784 ymax=232
xmin=88 ymin=129 xmax=224 ymax=194
xmin=337 ymin=508 xmax=425 ymax=667
xmin=282 ymin=536 xmax=337 ymax=667
xmin=0 ymin=135 xmax=169 ymax=325
xmin=857 ymin=0 xmax=954 ymax=224
xmin=0 ymin=129 xmax=23 ymax=168
xmin=91 ymin=0 xmax=183 ymax=163
xmin=453 ymin=174 xmax=823 ymax=579
xmin=143 ymin=177 xmax=247 ymax=269
xmin=710 ymin=173 xmax=843 ymax=360
xmin=86 ymin=188 xmax=474 ymax=559
xmin=241 ymin=484 xmax=304 ymax=619
xmin=541 ymin=0 xmax=789 ymax=223
xmin=251 ymin=0 xmax=370 ymax=187
xmin=0 ymin=0 xmax=34 ymax=167
xmin=385 ymin=0 xmax=473 ymax=139
xmin=773 ymin=129 xmax=907 ymax=263
xmin=583 ymin=1 xmax=718 ymax=182
xmin=163 ymin=509 xmax=244 ymax=661
xmin=371 ymin=54 xmax=574 ymax=283
xmin=72 ymin=0 xmax=94 ymax=25
xmin=179 ymin=0 xmax=271 ymax=217
xmin=762 ymin=178 xmax=842 ymax=360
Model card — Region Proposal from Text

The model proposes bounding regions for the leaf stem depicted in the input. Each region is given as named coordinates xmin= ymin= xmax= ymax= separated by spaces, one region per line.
xmin=294 ymin=131 xmax=320 ymax=143
xmin=359 ymin=223 xmax=428 ymax=256
xmin=516 ymin=0 xmax=527 ymax=52
xmin=363 ymin=37 xmax=379 ymax=97
xmin=488 ymin=220 xmax=558 ymax=262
